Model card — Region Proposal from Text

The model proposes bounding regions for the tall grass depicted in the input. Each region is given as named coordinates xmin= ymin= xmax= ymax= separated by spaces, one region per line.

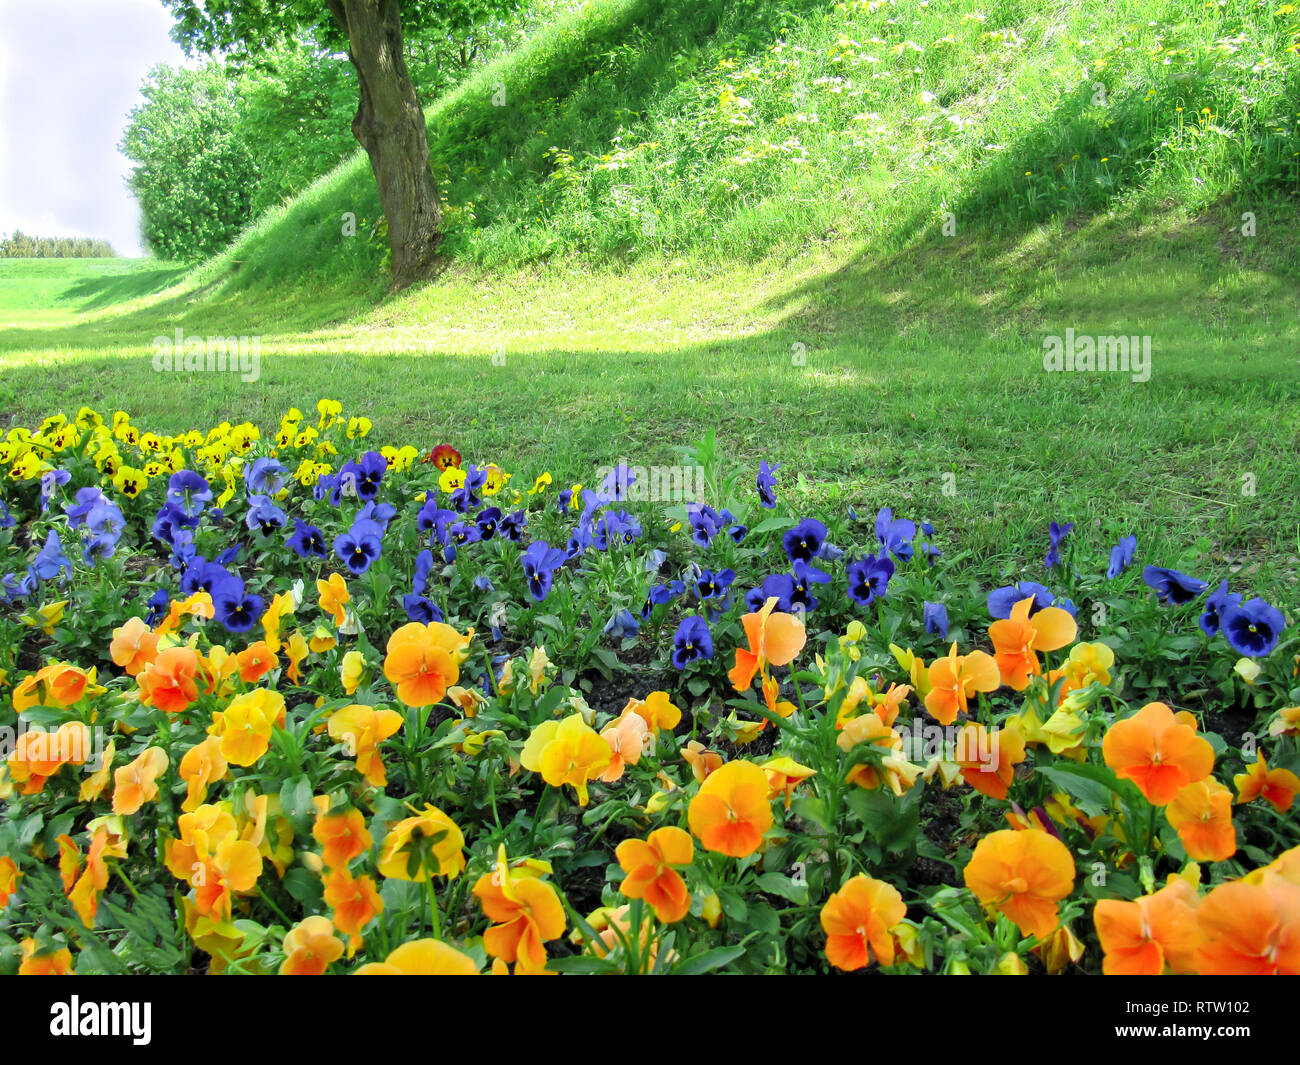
xmin=197 ymin=0 xmax=1299 ymax=293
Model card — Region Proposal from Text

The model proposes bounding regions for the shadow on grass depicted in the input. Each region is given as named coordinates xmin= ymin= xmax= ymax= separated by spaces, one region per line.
xmin=58 ymin=264 xmax=191 ymax=311
xmin=756 ymin=197 xmax=1300 ymax=345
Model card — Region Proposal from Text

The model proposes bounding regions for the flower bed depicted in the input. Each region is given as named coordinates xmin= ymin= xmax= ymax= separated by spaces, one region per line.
xmin=0 ymin=401 xmax=1296 ymax=975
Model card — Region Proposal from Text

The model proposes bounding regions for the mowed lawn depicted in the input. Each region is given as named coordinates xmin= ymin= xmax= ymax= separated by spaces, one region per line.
xmin=1 ymin=209 xmax=1298 ymax=599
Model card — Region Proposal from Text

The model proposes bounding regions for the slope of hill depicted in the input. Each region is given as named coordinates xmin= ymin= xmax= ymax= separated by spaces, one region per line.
xmin=187 ymin=0 xmax=1299 ymax=299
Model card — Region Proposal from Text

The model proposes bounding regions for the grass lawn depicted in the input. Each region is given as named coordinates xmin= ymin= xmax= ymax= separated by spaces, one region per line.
xmin=2 ymin=203 xmax=1298 ymax=601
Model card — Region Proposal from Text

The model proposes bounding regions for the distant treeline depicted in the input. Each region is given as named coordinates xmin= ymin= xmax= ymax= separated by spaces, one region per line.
xmin=1 ymin=231 xmax=117 ymax=258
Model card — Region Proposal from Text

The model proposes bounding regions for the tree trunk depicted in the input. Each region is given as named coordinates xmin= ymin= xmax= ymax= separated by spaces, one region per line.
xmin=327 ymin=0 xmax=442 ymax=291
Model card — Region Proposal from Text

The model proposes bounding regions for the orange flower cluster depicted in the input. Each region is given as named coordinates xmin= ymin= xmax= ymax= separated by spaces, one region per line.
xmin=1095 ymin=847 xmax=1300 ymax=975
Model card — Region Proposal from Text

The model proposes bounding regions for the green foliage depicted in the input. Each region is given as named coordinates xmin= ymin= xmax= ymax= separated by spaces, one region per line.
xmin=128 ymin=2 xmax=547 ymax=264
xmin=120 ymin=63 xmax=259 ymax=263
xmin=194 ymin=0 xmax=1300 ymax=291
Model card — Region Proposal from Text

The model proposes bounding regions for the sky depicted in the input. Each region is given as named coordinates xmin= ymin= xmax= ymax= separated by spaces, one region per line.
xmin=0 ymin=0 xmax=192 ymax=256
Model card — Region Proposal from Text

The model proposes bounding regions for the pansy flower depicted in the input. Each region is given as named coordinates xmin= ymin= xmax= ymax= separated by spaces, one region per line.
xmin=695 ymin=567 xmax=735 ymax=600
xmin=522 ymin=540 xmax=565 ymax=602
xmin=1093 ymin=879 xmax=1200 ymax=975
xmin=987 ymin=581 xmax=1056 ymax=619
xmin=1106 ymin=534 xmax=1137 ymax=579
xmin=789 ymin=559 xmax=830 ymax=613
xmin=963 ymin=829 xmax=1076 ymax=939
xmin=783 ymin=518 xmax=826 ymax=564
xmin=1044 ymin=520 xmax=1073 ymax=569
xmin=1142 ymin=565 xmax=1209 ymax=606
xmin=334 ymin=518 xmax=384 ymax=575
xmin=688 ymin=759 xmax=773 ymax=858
xmin=756 ymin=460 xmax=779 ymax=508
xmin=672 ymin=616 xmax=713 ymax=669
xmin=472 ymin=846 xmax=565 ymax=975
xmin=1101 ymin=702 xmax=1214 ymax=805
xmin=422 ymin=444 xmax=461 ymax=471
xmin=212 ymin=577 xmax=264 ymax=633
xmin=1221 ymin=597 xmax=1286 ymax=658
xmin=923 ymin=601 xmax=949 ymax=639
xmin=846 ymin=554 xmax=893 ymax=606
xmin=745 ymin=573 xmax=795 ymax=613
xmin=821 ymin=874 xmax=907 ymax=971
xmin=874 ymin=507 xmax=917 ymax=561
xmin=615 ymin=827 xmax=694 ymax=923
xmin=1199 ymin=580 xmax=1241 ymax=638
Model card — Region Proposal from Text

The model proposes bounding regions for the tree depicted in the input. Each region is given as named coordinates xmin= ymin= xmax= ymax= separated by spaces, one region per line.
xmin=121 ymin=63 xmax=258 ymax=262
xmin=163 ymin=0 xmax=519 ymax=290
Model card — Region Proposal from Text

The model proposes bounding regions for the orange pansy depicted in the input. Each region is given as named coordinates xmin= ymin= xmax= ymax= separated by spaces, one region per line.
xmin=1165 ymin=779 xmax=1237 ymax=862
xmin=687 ymin=759 xmax=773 ymax=858
xmin=682 ymin=740 xmax=724 ymax=783
xmin=963 ymin=829 xmax=1076 ymax=940
xmin=317 ymin=573 xmax=350 ymax=626
xmin=279 ymin=915 xmax=344 ymax=975
xmin=178 ymin=736 xmax=228 ymax=813
xmin=1093 ymin=878 xmax=1200 ymax=975
xmin=728 ymin=596 xmax=807 ymax=692
xmin=327 ymin=703 xmax=404 ymax=787
xmin=354 ymin=938 xmax=479 ymax=975
xmin=137 ymin=646 xmax=201 ymax=714
xmin=235 ymin=641 xmax=278 ymax=684
xmin=109 ymin=616 xmax=158 ymax=677
xmin=1102 ymin=702 xmax=1215 ymax=805
xmin=1195 ymin=877 xmax=1300 ymax=975
xmin=472 ymin=849 xmax=566 ymax=974
xmin=382 ymin=622 xmax=469 ymax=708
xmin=954 ymin=722 xmax=1026 ymax=801
xmin=313 ymin=807 xmax=373 ymax=869
xmin=923 ymin=643 xmax=1000 ymax=726
xmin=820 ymin=874 xmax=908 ymax=971
xmin=111 ymin=746 xmax=169 ymax=816
xmin=615 ymin=826 xmax=694 ymax=923
xmin=322 ymin=867 xmax=384 ymax=957
xmin=1234 ymin=754 xmax=1300 ymax=814
xmin=988 ymin=596 xmax=1078 ymax=691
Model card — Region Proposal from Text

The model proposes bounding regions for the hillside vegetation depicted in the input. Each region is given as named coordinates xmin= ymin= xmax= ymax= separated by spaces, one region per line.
xmin=191 ymin=0 xmax=1299 ymax=296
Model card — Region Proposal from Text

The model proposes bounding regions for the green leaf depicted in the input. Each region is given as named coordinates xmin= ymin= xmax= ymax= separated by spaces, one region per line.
xmin=718 ymin=887 xmax=748 ymax=922
xmin=1037 ymin=762 xmax=1134 ymax=817
xmin=749 ymin=902 xmax=781 ymax=936
xmin=17 ymin=706 xmax=70 ymax=728
xmin=673 ymin=944 xmax=747 ymax=975
xmin=844 ymin=785 xmax=922 ymax=854
xmin=749 ymin=516 xmax=796 ymax=535
xmin=545 ymin=955 xmax=618 ymax=974
xmin=755 ymin=871 xmax=808 ymax=905
xmin=790 ymin=795 xmax=829 ymax=831
xmin=282 ymin=867 xmax=322 ymax=908
xmin=279 ymin=773 xmax=313 ymax=825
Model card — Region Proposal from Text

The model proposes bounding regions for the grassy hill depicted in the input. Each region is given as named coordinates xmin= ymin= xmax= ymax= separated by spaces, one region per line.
xmin=191 ymin=0 xmax=1300 ymax=294
xmin=1 ymin=0 xmax=1298 ymax=590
